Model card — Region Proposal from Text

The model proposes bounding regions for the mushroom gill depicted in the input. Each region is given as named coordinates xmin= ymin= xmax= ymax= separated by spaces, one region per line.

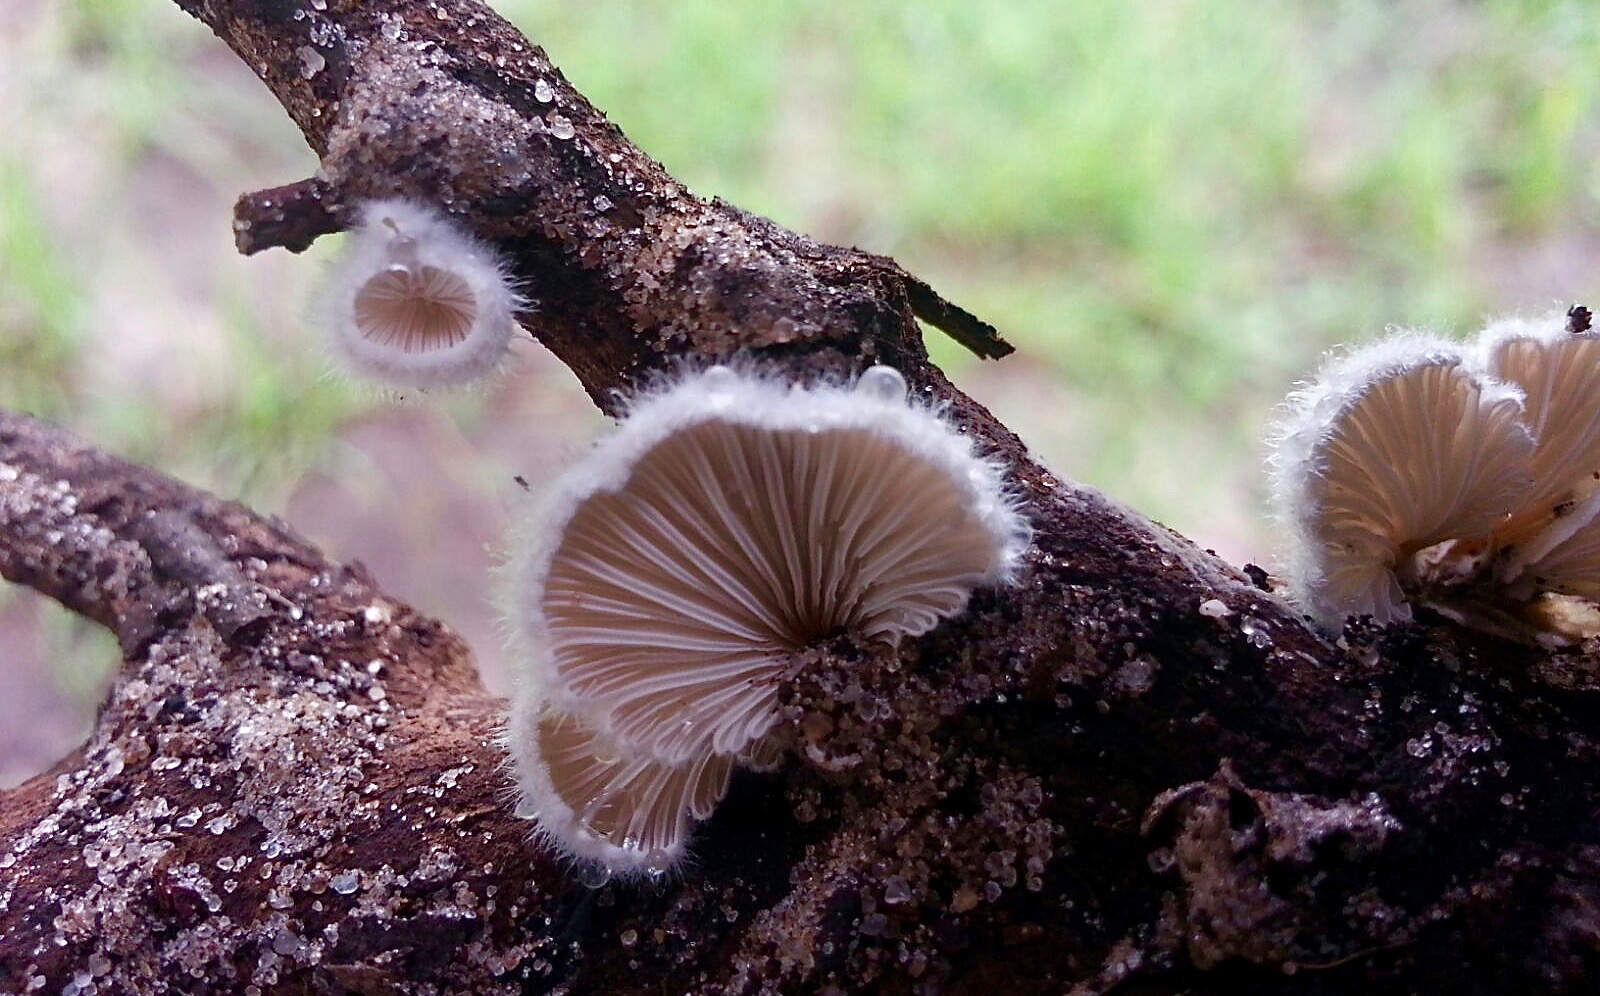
xmin=353 ymin=262 xmax=478 ymax=353
xmin=1272 ymin=339 xmax=1535 ymax=627
xmin=507 ymin=365 xmax=1029 ymax=872
xmin=523 ymin=708 xmax=734 ymax=871
xmin=1479 ymin=316 xmax=1600 ymax=569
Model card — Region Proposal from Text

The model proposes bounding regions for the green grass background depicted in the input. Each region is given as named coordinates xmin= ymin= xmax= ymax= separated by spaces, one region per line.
xmin=1 ymin=0 xmax=1598 ymax=779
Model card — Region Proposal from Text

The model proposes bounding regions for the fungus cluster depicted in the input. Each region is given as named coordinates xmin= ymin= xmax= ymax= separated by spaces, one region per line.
xmin=505 ymin=364 xmax=1029 ymax=875
xmin=1271 ymin=307 xmax=1600 ymax=639
xmin=319 ymin=199 xmax=520 ymax=389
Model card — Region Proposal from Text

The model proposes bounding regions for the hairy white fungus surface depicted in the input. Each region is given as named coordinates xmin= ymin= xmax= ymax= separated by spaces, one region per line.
xmin=506 ymin=364 xmax=1029 ymax=873
xmin=1271 ymin=335 xmax=1535 ymax=627
xmin=322 ymin=199 xmax=518 ymax=388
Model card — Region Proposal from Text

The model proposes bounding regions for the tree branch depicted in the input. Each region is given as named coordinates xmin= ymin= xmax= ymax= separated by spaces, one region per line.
xmin=188 ymin=0 xmax=1008 ymax=401
xmin=2 ymin=1 xmax=1598 ymax=994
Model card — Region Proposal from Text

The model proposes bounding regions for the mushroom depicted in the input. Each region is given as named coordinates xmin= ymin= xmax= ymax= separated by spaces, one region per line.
xmin=1479 ymin=315 xmax=1600 ymax=537
xmin=1270 ymin=335 xmax=1535 ymax=627
xmin=506 ymin=364 xmax=1029 ymax=873
xmin=1479 ymin=313 xmax=1600 ymax=592
xmin=321 ymin=199 xmax=519 ymax=388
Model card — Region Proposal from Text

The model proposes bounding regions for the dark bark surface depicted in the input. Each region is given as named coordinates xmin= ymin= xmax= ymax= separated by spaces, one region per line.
xmin=2 ymin=1 xmax=1598 ymax=993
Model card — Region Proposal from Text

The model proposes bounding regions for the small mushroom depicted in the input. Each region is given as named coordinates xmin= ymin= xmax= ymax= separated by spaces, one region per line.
xmin=1477 ymin=315 xmax=1600 ymax=587
xmin=506 ymin=364 xmax=1029 ymax=873
xmin=320 ymin=199 xmax=519 ymax=388
xmin=1271 ymin=335 xmax=1535 ymax=627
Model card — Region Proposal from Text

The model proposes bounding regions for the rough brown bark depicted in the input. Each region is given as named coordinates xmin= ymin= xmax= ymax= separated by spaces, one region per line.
xmin=2 ymin=1 xmax=1598 ymax=994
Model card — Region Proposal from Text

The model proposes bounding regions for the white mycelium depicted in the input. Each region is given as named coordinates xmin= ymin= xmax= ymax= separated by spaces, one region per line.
xmin=506 ymin=364 xmax=1029 ymax=874
xmin=322 ymin=199 xmax=519 ymax=388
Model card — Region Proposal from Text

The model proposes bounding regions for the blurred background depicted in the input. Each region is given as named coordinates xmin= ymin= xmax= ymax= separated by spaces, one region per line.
xmin=1 ymin=0 xmax=1598 ymax=785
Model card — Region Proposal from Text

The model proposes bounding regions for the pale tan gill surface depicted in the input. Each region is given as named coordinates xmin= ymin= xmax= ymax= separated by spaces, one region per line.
xmin=1486 ymin=334 xmax=1600 ymax=546
xmin=535 ymin=416 xmax=1008 ymax=859
xmin=1311 ymin=362 xmax=1533 ymax=620
xmin=544 ymin=420 xmax=1003 ymax=765
xmin=353 ymin=264 xmax=478 ymax=353
xmin=538 ymin=710 xmax=734 ymax=855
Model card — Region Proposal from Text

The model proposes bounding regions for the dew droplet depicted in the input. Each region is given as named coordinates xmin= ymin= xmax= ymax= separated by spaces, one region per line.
xmin=534 ymin=78 xmax=554 ymax=102
xmin=643 ymin=849 xmax=671 ymax=882
xmin=578 ymin=863 xmax=611 ymax=888
xmin=272 ymin=929 xmax=301 ymax=956
xmin=1239 ymin=617 xmax=1272 ymax=649
xmin=548 ymin=115 xmax=575 ymax=140
xmin=590 ymin=734 xmax=621 ymax=766
xmin=579 ymin=793 xmax=609 ymax=825
xmin=329 ymin=871 xmax=360 ymax=895
xmin=855 ymin=365 xmax=907 ymax=402
xmin=297 ymin=46 xmax=326 ymax=79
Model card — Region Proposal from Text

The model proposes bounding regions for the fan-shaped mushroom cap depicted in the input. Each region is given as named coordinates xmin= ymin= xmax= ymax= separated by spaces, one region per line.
xmin=322 ymin=199 xmax=519 ymax=388
xmin=507 ymin=364 xmax=1029 ymax=872
xmin=511 ymin=707 xmax=734 ymax=872
xmin=1272 ymin=335 xmax=1535 ymax=627
xmin=1477 ymin=313 xmax=1600 ymax=545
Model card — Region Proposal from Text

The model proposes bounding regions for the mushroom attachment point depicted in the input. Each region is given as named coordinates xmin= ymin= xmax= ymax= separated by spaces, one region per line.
xmin=1270 ymin=335 xmax=1534 ymax=628
xmin=506 ymin=364 xmax=1029 ymax=874
xmin=320 ymin=199 xmax=519 ymax=388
